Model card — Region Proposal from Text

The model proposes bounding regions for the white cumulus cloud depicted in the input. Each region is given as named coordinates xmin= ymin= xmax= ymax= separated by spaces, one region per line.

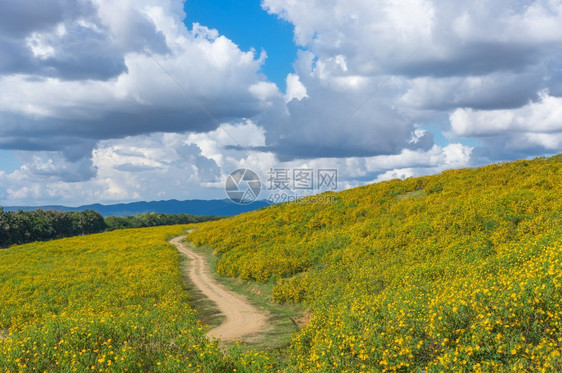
xmin=285 ymin=73 xmax=308 ymax=102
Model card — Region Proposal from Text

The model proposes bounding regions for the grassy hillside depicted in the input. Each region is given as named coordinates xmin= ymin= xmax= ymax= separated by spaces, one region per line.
xmin=189 ymin=155 xmax=562 ymax=372
xmin=0 ymin=226 xmax=274 ymax=372
xmin=1 ymin=155 xmax=560 ymax=372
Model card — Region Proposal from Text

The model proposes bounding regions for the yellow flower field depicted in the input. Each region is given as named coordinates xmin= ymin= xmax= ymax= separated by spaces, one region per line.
xmin=189 ymin=155 xmax=562 ymax=372
xmin=0 ymin=226 xmax=274 ymax=372
xmin=1 ymin=155 xmax=560 ymax=372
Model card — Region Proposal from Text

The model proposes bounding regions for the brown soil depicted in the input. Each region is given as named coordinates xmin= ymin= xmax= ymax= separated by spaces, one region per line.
xmin=170 ymin=236 xmax=268 ymax=342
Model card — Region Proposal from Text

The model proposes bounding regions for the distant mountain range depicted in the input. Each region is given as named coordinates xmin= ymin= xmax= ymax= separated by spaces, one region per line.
xmin=2 ymin=199 xmax=271 ymax=217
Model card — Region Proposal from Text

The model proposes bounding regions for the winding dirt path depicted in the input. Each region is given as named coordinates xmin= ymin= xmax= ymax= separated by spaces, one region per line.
xmin=170 ymin=236 xmax=268 ymax=342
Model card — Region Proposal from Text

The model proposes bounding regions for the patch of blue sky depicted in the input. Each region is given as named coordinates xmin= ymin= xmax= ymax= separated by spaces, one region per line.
xmin=0 ymin=150 xmax=20 ymax=173
xmin=184 ymin=0 xmax=297 ymax=91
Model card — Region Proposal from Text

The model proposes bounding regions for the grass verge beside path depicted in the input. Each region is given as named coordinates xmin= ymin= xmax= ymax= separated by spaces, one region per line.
xmin=180 ymin=238 xmax=307 ymax=352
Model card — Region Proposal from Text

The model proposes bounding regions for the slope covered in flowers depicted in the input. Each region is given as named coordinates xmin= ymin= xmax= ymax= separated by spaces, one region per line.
xmin=0 ymin=226 xmax=274 ymax=372
xmin=189 ymin=155 xmax=562 ymax=372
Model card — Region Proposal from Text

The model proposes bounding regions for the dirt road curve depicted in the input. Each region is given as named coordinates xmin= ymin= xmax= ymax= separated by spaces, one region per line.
xmin=170 ymin=236 xmax=267 ymax=342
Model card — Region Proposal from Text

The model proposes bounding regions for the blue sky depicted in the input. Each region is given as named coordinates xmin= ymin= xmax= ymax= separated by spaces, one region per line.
xmin=0 ymin=0 xmax=561 ymax=205
xmin=184 ymin=0 xmax=296 ymax=90
xmin=0 ymin=151 xmax=19 ymax=173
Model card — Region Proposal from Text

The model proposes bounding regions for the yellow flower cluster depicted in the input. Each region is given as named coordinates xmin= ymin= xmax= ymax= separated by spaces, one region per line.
xmin=0 ymin=226 xmax=276 ymax=372
xmin=189 ymin=154 xmax=562 ymax=371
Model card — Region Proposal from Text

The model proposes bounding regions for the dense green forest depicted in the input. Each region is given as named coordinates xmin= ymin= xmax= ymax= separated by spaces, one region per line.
xmin=0 ymin=209 xmax=105 ymax=247
xmin=0 ymin=209 xmax=220 ymax=248
xmin=104 ymin=212 xmax=220 ymax=231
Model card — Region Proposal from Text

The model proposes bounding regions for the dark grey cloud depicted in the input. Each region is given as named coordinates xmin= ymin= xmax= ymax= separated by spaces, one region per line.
xmin=546 ymin=55 xmax=562 ymax=97
xmin=471 ymin=136 xmax=558 ymax=164
xmin=0 ymin=137 xmax=60 ymax=152
xmin=251 ymin=77 xmax=432 ymax=160
xmin=0 ymin=0 xmax=75 ymax=37
xmin=17 ymin=151 xmax=97 ymax=182
xmin=0 ymin=102 xmax=262 ymax=160
xmin=0 ymin=0 xmax=167 ymax=80
xmin=0 ymin=132 xmax=98 ymax=165
xmin=402 ymin=68 xmax=547 ymax=111
xmin=0 ymin=36 xmax=36 ymax=74
xmin=402 ymin=42 xmax=546 ymax=78
xmin=32 ymin=24 xmax=130 ymax=81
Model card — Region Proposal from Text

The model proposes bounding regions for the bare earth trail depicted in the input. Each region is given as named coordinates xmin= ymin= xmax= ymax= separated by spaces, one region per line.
xmin=170 ymin=236 xmax=268 ymax=342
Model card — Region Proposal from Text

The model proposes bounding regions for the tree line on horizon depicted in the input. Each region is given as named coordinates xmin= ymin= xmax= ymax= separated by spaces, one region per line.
xmin=0 ymin=209 xmax=220 ymax=248
xmin=0 ymin=209 xmax=106 ymax=247
xmin=104 ymin=212 xmax=221 ymax=231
